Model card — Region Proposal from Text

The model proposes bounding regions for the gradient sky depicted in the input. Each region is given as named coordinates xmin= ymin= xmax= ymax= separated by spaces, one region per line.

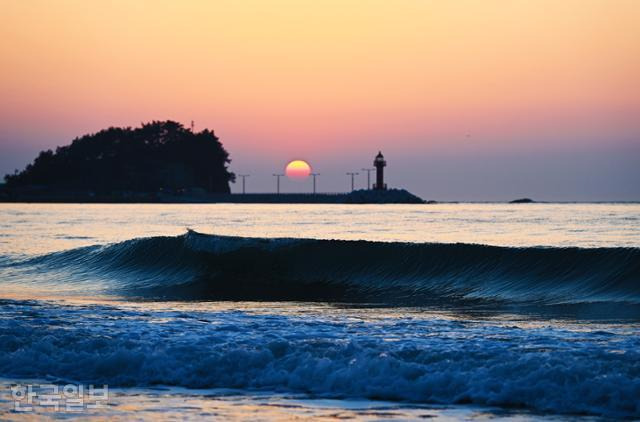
xmin=1 ymin=0 xmax=639 ymax=200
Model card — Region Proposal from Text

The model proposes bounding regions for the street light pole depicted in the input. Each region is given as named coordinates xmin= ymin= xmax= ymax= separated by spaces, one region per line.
xmin=310 ymin=173 xmax=320 ymax=194
xmin=238 ymin=174 xmax=250 ymax=194
xmin=272 ymin=173 xmax=284 ymax=194
xmin=361 ymin=168 xmax=375 ymax=190
xmin=346 ymin=172 xmax=359 ymax=191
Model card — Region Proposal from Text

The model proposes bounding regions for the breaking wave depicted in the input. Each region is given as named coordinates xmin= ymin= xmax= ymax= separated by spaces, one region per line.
xmin=5 ymin=230 xmax=639 ymax=306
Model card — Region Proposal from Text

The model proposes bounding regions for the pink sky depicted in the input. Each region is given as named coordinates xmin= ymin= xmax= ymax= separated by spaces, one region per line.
xmin=1 ymin=1 xmax=639 ymax=199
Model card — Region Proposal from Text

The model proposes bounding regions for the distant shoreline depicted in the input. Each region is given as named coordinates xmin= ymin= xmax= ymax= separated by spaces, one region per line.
xmin=1 ymin=198 xmax=638 ymax=205
xmin=1 ymin=187 xmax=638 ymax=204
xmin=0 ymin=188 xmax=429 ymax=204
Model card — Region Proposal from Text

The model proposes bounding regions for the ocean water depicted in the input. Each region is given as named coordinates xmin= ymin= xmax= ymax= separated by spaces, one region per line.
xmin=0 ymin=203 xmax=639 ymax=420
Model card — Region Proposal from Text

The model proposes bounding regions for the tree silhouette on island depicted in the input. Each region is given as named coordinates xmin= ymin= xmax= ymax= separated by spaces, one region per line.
xmin=4 ymin=121 xmax=235 ymax=195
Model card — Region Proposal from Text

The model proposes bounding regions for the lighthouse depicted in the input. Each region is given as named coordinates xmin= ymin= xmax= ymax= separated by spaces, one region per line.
xmin=373 ymin=151 xmax=387 ymax=190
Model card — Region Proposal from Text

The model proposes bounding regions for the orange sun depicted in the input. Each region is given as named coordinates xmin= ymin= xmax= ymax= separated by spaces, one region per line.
xmin=285 ymin=160 xmax=312 ymax=179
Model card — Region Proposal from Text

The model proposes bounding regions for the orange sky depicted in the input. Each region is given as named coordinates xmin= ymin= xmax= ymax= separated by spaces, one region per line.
xmin=1 ymin=0 xmax=639 ymax=198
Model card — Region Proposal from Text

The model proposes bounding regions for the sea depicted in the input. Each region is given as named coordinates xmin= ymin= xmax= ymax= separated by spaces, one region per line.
xmin=0 ymin=203 xmax=638 ymax=420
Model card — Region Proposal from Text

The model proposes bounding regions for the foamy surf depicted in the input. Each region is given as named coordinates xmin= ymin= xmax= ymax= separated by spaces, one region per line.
xmin=0 ymin=299 xmax=639 ymax=418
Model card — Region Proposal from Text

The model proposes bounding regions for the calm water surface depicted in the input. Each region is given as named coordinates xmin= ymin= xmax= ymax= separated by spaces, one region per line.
xmin=1 ymin=203 xmax=639 ymax=255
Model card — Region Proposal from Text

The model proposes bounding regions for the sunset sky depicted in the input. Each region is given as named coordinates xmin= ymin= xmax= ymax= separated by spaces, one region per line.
xmin=1 ymin=0 xmax=639 ymax=200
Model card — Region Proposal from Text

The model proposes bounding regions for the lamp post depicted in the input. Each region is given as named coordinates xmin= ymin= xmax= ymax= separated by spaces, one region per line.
xmin=310 ymin=173 xmax=320 ymax=194
xmin=346 ymin=172 xmax=359 ymax=192
xmin=361 ymin=168 xmax=375 ymax=190
xmin=272 ymin=173 xmax=284 ymax=194
xmin=238 ymin=174 xmax=250 ymax=194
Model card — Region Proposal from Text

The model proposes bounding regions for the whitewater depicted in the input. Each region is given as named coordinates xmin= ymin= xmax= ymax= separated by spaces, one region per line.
xmin=0 ymin=203 xmax=639 ymax=419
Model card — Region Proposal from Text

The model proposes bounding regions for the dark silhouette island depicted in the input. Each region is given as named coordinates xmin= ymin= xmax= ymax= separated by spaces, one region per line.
xmin=3 ymin=121 xmax=234 ymax=201
xmin=1 ymin=126 xmax=426 ymax=203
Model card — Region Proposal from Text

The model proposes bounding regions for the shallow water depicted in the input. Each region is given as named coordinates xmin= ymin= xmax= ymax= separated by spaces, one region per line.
xmin=0 ymin=203 xmax=639 ymax=419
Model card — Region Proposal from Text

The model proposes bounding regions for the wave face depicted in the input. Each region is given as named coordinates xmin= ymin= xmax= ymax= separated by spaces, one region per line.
xmin=6 ymin=230 xmax=640 ymax=306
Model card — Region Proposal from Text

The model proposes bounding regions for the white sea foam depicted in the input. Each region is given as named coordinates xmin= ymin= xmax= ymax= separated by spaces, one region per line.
xmin=0 ymin=299 xmax=638 ymax=418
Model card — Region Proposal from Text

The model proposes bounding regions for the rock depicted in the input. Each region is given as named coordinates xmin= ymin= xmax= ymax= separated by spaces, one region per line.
xmin=344 ymin=189 xmax=425 ymax=204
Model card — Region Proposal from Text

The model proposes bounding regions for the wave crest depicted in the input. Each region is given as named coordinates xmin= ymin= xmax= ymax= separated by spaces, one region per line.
xmin=8 ymin=230 xmax=640 ymax=305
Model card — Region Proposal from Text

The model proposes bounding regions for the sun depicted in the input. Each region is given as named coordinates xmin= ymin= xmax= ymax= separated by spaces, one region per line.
xmin=285 ymin=160 xmax=312 ymax=180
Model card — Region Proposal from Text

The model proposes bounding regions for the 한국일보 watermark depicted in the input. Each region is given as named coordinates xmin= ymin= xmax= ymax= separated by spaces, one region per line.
xmin=10 ymin=383 xmax=108 ymax=412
